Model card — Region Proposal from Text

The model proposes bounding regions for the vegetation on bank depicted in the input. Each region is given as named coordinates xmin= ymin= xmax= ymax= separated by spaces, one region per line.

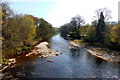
xmin=87 ymin=47 xmax=120 ymax=62
xmin=1 ymin=2 xmax=56 ymax=66
xmin=60 ymin=8 xmax=120 ymax=51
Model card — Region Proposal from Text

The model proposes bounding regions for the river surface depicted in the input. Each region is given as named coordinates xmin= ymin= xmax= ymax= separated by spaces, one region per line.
xmin=3 ymin=34 xmax=120 ymax=79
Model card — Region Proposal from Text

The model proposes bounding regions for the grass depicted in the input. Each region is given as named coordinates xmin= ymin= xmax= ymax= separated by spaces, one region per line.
xmin=92 ymin=48 xmax=101 ymax=53
xmin=22 ymin=46 xmax=30 ymax=51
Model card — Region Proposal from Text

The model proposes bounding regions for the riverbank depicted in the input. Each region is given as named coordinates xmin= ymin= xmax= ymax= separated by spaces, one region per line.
xmin=69 ymin=40 xmax=85 ymax=48
xmin=2 ymin=34 xmax=120 ymax=79
xmin=87 ymin=48 xmax=120 ymax=63
xmin=70 ymin=40 xmax=120 ymax=63
xmin=26 ymin=41 xmax=61 ymax=57
xmin=1 ymin=42 xmax=61 ymax=72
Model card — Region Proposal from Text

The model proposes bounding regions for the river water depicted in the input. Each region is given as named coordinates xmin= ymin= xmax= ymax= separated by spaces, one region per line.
xmin=2 ymin=34 xmax=120 ymax=79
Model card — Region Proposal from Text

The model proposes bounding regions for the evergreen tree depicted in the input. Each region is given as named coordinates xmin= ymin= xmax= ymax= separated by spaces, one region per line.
xmin=96 ymin=12 xmax=106 ymax=44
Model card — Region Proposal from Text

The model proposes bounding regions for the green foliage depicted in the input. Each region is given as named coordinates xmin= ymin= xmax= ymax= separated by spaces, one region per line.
xmin=60 ymin=23 xmax=72 ymax=38
xmin=60 ymin=15 xmax=85 ymax=39
xmin=2 ymin=2 xmax=55 ymax=59
xmin=96 ymin=12 xmax=106 ymax=44
xmin=85 ymin=27 xmax=96 ymax=42
xmin=111 ymin=23 xmax=120 ymax=43
xmin=78 ymin=24 xmax=90 ymax=37
xmin=2 ymin=14 xmax=36 ymax=58
xmin=60 ymin=24 xmax=79 ymax=39
xmin=1 ymin=3 xmax=120 ymax=62
xmin=23 ymin=15 xmax=36 ymax=41
xmin=0 ymin=2 xmax=13 ymax=25
xmin=103 ymin=24 xmax=111 ymax=46
xmin=2 ymin=58 xmax=8 ymax=66
xmin=92 ymin=49 xmax=101 ymax=53
xmin=22 ymin=46 xmax=30 ymax=51
xmin=36 ymin=18 xmax=54 ymax=40
xmin=59 ymin=8 xmax=119 ymax=51
xmin=53 ymin=27 xmax=59 ymax=34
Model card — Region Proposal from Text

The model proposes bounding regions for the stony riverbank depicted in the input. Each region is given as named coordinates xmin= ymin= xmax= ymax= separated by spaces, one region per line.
xmin=69 ymin=40 xmax=120 ymax=63
xmin=87 ymin=47 xmax=120 ymax=63
xmin=1 ymin=42 xmax=61 ymax=72
xmin=26 ymin=42 xmax=61 ymax=57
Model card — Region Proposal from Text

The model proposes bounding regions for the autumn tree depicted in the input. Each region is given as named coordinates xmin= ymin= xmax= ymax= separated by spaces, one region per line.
xmin=78 ymin=24 xmax=90 ymax=37
xmin=85 ymin=27 xmax=96 ymax=42
xmin=2 ymin=14 xmax=36 ymax=58
xmin=0 ymin=2 xmax=13 ymax=25
xmin=111 ymin=23 xmax=120 ymax=44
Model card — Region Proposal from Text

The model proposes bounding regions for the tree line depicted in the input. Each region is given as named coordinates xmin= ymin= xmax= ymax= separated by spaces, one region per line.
xmin=60 ymin=8 xmax=120 ymax=51
xmin=1 ymin=2 xmax=55 ymax=59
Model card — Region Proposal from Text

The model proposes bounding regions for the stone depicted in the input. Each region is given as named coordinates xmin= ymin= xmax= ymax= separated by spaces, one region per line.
xmin=56 ymin=54 xmax=59 ymax=56
xmin=47 ymin=60 xmax=54 ymax=63
xmin=8 ymin=58 xmax=16 ymax=64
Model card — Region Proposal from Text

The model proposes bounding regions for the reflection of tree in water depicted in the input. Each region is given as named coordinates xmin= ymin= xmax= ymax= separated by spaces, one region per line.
xmin=95 ymin=57 xmax=103 ymax=65
xmin=70 ymin=48 xmax=80 ymax=57
xmin=91 ymin=56 xmax=103 ymax=69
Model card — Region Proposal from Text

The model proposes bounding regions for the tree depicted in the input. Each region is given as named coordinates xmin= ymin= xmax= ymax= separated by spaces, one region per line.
xmin=70 ymin=15 xmax=85 ymax=28
xmin=103 ymin=24 xmax=111 ymax=46
xmin=2 ymin=14 xmax=36 ymax=58
xmin=96 ymin=12 xmax=106 ymax=44
xmin=93 ymin=8 xmax=112 ymax=22
xmin=91 ymin=20 xmax=97 ymax=27
xmin=111 ymin=23 xmax=120 ymax=44
xmin=78 ymin=24 xmax=90 ymax=37
xmin=85 ymin=27 xmax=96 ymax=42
xmin=36 ymin=18 xmax=54 ymax=40
xmin=60 ymin=15 xmax=85 ymax=39
xmin=0 ymin=2 xmax=13 ymax=25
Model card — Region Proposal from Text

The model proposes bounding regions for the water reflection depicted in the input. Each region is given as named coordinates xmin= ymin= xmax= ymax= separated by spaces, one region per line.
xmin=95 ymin=57 xmax=103 ymax=65
xmin=70 ymin=48 xmax=80 ymax=57
xmin=3 ymin=34 xmax=120 ymax=78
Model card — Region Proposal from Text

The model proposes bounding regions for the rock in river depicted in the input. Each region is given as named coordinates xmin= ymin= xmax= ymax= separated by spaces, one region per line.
xmin=47 ymin=60 xmax=54 ymax=63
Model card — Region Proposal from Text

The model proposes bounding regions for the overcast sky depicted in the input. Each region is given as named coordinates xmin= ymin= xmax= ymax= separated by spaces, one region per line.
xmin=8 ymin=0 xmax=119 ymax=27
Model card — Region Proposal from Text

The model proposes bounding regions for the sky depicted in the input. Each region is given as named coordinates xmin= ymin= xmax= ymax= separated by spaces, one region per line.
xmin=5 ymin=0 xmax=120 ymax=27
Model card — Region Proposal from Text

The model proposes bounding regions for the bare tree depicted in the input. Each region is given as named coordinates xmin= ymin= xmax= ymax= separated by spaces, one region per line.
xmin=70 ymin=15 xmax=85 ymax=28
xmin=93 ymin=8 xmax=112 ymax=22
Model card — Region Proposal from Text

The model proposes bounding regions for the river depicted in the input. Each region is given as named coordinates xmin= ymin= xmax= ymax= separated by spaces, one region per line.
xmin=2 ymin=34 xmax=120 ymax=79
